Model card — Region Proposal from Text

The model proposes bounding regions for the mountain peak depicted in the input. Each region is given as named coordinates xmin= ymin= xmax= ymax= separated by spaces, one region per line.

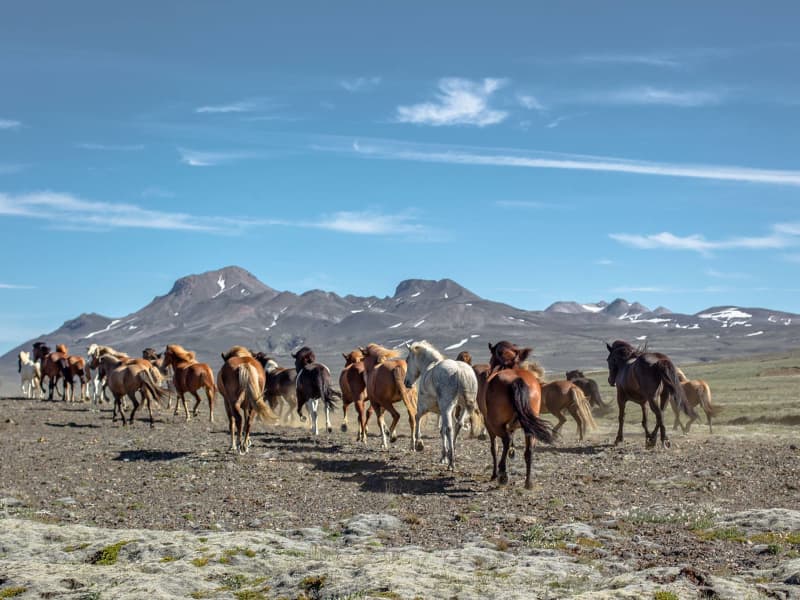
xmin=169 ymin=266 xmax=272 ymax=297
xmin=393 ymin=278 xmax=478 ymax=300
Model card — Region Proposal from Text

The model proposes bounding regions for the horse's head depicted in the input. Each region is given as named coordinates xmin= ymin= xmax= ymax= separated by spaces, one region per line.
xmin=343 ymin=349 xmax=364 ymax=366
xmin=32 ymin=342 xmax=50 ymax=362
xmin=488 ymin=341 xmax=531 ymax=372
xmin=403 ymin=343 xmax=423 ymax=389
xmin=565 ymin=369 xmax=584 ymax=381
xmin=606 ymin=340 xmax=635 ymax=386
xmin=291 ymin=346 xmax=315 ymax=371
xmin=142 ymin=347 xmax=159 ymax=362
xmin=455 ymin=351 xmax=472 ymax=365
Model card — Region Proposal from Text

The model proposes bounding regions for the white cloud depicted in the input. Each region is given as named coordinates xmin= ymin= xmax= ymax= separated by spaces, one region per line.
xmin=342 ymin=138 xmax=800 ymax=186
xmin=0 ymin=164 xmax=25 ymax=175
xmin=595 ymin=259 xmax=614 ymax=266
xmin=575 ymin=53 xmax=682 ymax=68
xmin=142 ymin=186 xmax=175 ymax=198
xmin=76 ymin=143 xmax=144 ymax=151
xmin=319 ymin=211 xmax=426 ymax=235
xmin=585 ymin=86 xmax=724 ymax=107
xmin=396 ymin=78 xmax=508 ymax=127
xmin=705 ymin=268 xmax=750 ymax=279
xmin=340 ymin=77 xmax=381 ymax=92
xmin=0 ymin=283 xmax=36 ymax=289
xmin=178 ymin=147 xmax=257 ymax=167
xmin=0 ymin=119 xmax=22 ymax=130
xmin=195 ymin=100 xmax=259 ymax=114
xmin=517 ymin=93 xmax=545 ymax=111
xmin=610 ymin=228 xmax=796 ymax=253
xmin=495 ymin=200 xmax=561 ymax=210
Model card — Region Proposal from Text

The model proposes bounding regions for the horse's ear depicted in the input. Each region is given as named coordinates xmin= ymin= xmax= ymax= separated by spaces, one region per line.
xmin=606 ymin=342 xmax=612 ymax=352
xmin=221 ymin=353 xmax=226 ymax=360
xmin=518 ymin=348 xmax=532 ymax=363
xmin=487 ymin=342 xmax=493 ymax=351
xmin=291 ymin=352 xmax=297 ymax=358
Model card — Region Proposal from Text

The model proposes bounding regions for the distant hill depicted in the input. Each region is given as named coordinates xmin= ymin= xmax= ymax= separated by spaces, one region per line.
xmin=2 ymin=266 xmax=798 ymax=393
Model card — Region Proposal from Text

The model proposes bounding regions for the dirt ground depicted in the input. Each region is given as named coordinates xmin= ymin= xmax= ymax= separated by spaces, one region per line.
xmin=1 ymin=391 xmax=799 ymax=586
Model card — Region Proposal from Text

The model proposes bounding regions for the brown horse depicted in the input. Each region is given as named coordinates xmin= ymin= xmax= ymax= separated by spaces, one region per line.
xmin=35 ymin=342 xmax=72 ymax=401
xmin=360 ymin=343 xmax=419 ymax=450
xmin=90 ymin=353 xmax=166 ymax=426
xmin=217 ymin=346 xmax=276 ymax=453
xmin=339 ymin=349 xmax=373 ymax=443
xmin=606 ymin=340 xmax=695 ymax=448
xmin=162 ymin=344 xmax=217 ymax=422
xmin=61 ymin=354 xmax=87 ymax=403
xmin=566 ymin=369 xmax=610 ymax=414
xmin=540 ymin=380 xmax=597 ymax=441
xmin=143 ymin=347 xmax=177 ymax=409
xmin=252 ymin=353 xmax=298 ymax=422
xmin=478 ymin=341 xmax=554 ymax=489
xmin=455 ymin=351 xmax=472 ymax=365
xmin=671 ymin=368 xmax=722 ymax=433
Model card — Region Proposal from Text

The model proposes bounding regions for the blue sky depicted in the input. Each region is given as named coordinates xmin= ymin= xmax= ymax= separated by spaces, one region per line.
xmin=2 ymin=2 xmax=799 ymax=353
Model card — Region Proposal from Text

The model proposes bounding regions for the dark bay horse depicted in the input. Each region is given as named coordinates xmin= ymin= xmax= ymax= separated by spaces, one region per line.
xmin=606 ymin=340 xmax=696 ymax=448
xmin=292 ymin=347 xmax=340 ymax=435
xmin=252 ymin=352 xmax=298 ymax=421
xmin=478 ymin=341 xmax=554 ymax=489
xmin=34 ymin=342 xmax=72 ymax=401
xmin=566 ymin=369 xmax=611 ymax=414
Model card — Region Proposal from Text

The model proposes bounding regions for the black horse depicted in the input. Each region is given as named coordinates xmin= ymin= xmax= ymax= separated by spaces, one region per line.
xmin=606 ymin=340 xmax=695 ymax=448
xmin=292 ymin=347 xmax=340 ymax=434
xmin=566 ymin=369 xmax=610 ymax=414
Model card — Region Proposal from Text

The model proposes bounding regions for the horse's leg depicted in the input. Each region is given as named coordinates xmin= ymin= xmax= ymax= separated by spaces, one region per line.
xmin=228 ymin=407 xmax=237 ymax=452
xmin=375 ymin=405 xmax=389 ymax=449
xmin=489 ymin=433 xmax=498 ymax=481
xmin=524 ymin=434 xmax=536 ymax=490
xmin=497 ymin=435 xmax=511 ymax=486
xmin=190 ymin=388 xmax=202 ymax=418
xmin=206 ymin=384 xmax=215 ymax=423
xmin=566 ymin=403 xmax=583 ymax=441
xmin=386 ymin=404 xmax=401 ymax=444
xmin=552 ymin=408 xmax=567 ymax=438
xmin=324 ymin=397 xmax=332 ymax=434
xmin=651 ymin=396 xmax=669 ymax=449
xmin=341 ymin=401 xmax=350 ymax=433
xmin=669 ymin=394 xmax=684 ymax=432
xmin=128 ymin=392 xmax=140 ymax=426
xmin=441 ymin=406 xmax=456 ymax=470
xmin=641 ymin=402 xmax=655 ymax=447
xmin=242 ymin=410 xmax=255 ymax=454
xmin=614 ymin=389 xmax=626 ymax=445
xmin=310 ymin=398 xmax=319 ymax=435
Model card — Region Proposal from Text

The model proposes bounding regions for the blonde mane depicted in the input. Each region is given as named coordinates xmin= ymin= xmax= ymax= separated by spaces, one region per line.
xmin=521 ymin=360 xmax=546 ymax=381
xmin=56 ymin=343 xmax=68 ymax=354
xmin=166 ymin=344 xmax=197 ymax=363
xmin=409 ymin=340 xmax=445 ymax=363
xmin=88 ymin=344 xmax=129 ymax=360
xmin=364 ymin=343 xmax=400 ymax=362
xmin=222 ymin=345 xmax=253 ymax=360
xmin=676 ymin=367 xmax=689 ymax=383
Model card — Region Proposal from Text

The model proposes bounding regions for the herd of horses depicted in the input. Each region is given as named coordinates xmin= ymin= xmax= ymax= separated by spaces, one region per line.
xmin=15 ymin=338 xmax=721 ymax=488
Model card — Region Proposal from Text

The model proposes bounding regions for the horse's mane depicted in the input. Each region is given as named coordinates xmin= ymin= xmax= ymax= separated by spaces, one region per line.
xmin=489 ymin=341 xmax=532 ymax=371
xmin=56 ymin=343 xmax=68 ymax=354
xmin=566 ymin=369 xmax=585 ymax=380
xmin=364 ymin=343 xmax=400 ymax=361
xmin=675 ymin=367 xmax=688 ymax=383
xmin=410 ymin=340 xmax=445 ymax=362
xmin=608 ymin=340 xmax=638 ymax=360
xmin=92 ymin=344 xmax=130 ymax=360
xmin=166 ymin=344 xmax=196 ymax=362
xmin=221 ymin=345 xmax=252 ymax=360
xmin=455 ymin=351 xmax=472 ymax=365
xmin=521 ymin=360 xmax=545 ymax=380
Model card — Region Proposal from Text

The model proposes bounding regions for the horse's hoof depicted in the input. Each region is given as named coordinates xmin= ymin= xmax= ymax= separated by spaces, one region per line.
xmin=614 ymin=438 xmax=623 ymax=446
xmin=415 ymin=440 xmax=425 ymax=452
xmin=490 ymin=473 xmax=497 ymax=481
xmin=341 ymin=423 xmax=348 ymax=432
xmin=299 ymin=416 xmax=307 ymax=422
xmin=524 ymin=480 xmax=533 ymax=491
xmin=327 ymin=427 xmax=333 ymax=434
xmin=478 ymin=432 xmax=488 ymax=441
xmin=448 ymin=464 xmax=455 ymax=472
xmin=662 ymin=439 xmax=671 ymax=449
xmin=390 ymin=435 xmax=398 ymax=444
xmin=508 ymin=447 xmax=516 ymax=459
xmin=498 ymin=473 xmax=509 ymax=486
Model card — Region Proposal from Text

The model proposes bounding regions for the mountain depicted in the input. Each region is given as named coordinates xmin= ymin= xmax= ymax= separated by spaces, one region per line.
xmin=2 ymin=266 xmax=799 ymax=393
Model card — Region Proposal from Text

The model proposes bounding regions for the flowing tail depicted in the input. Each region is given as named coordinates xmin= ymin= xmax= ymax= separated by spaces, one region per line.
xmin=509 ymin=378 xmax=554 ymax=444
xmin=314 ymin=367 xmax=340 ymax=410
xmin=240 ymin=363 xmax=278 ymax=424
xmin=657 ymin=360 xmax=696 ymax=418
xmin=696 ymin=381 xmax=721 ymax=417
xmin=138 ymin=368 xmax=167 ymax=408
xmin=571 ymin=386 xmax=597 ymax=431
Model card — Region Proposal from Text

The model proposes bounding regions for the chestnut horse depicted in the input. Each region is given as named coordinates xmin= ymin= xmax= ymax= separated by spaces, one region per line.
xmin=292 ymin=347 xmax=340 ymax=435
xmin=339 ymin=349 xmax=373 ymax=443
xmin=671 ymin=368 xmax=721 ymax=433
xmin=360 ymin=343 xmax=419 ymax=451
xmin=162 ymin=344 xmax=217 ymax=422
xmin=606 ymin=340 xmax=695 ymax=448
xmin=218 ymin=346 xmax=276 ymax=453
xmin=566 ymin=369 xmax=610 ymax=414
xmin=478 ymin=341 xmax=554 ymax=489
xmin=89 ymin=353 xmax=166 ymax=426
xmin=540 ymin=380 xmax=597 ymax=441
xmin=35 ymin=343 xmax=72 ymax=401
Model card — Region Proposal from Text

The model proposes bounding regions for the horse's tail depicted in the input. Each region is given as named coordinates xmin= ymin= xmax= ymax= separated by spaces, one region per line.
xmin=58 ymin=357 xmax=72 ymax=399
xmin=509 ymin=378 xmax=554 ymax=444
xmin=314 ymin=367 xmax=340 ymax=410
xmin=675 ymin=367 xmax=689 ymax=383
xmin=587 ymin=379 xmax=609 ymax=409
xmin=697 ymin=381 xmax=721 ymax=417
xmin=138 ymin=368 xmax=167 ymax=408
xmin=240 ymin=362 xmax=278 ymax=424
xmin=571 ymin=386 xmax=597 ymax=431
xmin=657 ymin=360 xmax=696 ymax=418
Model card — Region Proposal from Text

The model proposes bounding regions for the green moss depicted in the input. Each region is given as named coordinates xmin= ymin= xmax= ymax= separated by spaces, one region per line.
xmin=694 ymin=527 xmax=746 ymax=542
xmin=653 ymin=592 xmax=679 ymax=600
xmin=0 ymin=587 xmax=27 ymax=599
xmin=300 ymin=574 xmax=328 ymax=595
xmin=160 ymin=556 xmax=177 ymax=563
xmin=191 ymin=556 xmax=210 ymax=568
xmin=63 ymin=542 xmax=90 ymax=552
xmin=87 ymin=540 xmax=132 ymax=565
xmin=234 ymin=591 xmax=268 ymax=600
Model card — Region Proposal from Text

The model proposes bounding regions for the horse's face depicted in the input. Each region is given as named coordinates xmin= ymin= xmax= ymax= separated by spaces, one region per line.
xmin=403 ymin=347 xmax=421 ymax=389
xmin=456 ymin=351 xmax=472 ymax=365
xmin=343 ymin=350 xmax=364 ymax=366
xmin=606 ymin=348 xmax=620 ymax=387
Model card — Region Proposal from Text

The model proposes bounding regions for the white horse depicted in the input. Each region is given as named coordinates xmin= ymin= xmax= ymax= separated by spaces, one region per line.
xmin=18 ymin=351 xmax=41 ymax=399
xmin=403 ymin=340 xmax=480 ymax=470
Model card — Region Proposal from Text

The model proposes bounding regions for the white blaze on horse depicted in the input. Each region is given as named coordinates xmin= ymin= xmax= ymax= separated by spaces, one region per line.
xmin=18 ymin=351 xmax=42 ymax=399
xmin=403 ymin=340 xmax=481 ymax=470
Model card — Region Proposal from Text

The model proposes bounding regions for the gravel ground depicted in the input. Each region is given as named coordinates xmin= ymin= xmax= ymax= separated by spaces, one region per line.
xmin=1 ymin=395 xmax=799 ymax=584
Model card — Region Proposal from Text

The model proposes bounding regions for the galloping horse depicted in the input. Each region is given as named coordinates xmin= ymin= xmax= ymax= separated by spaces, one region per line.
xmin=566 ymin=370 xmax=610 ymax=414
xmin=478 ymin=341 xmax=554 ymax=489
xmin=339 ymin=349 xmax=372 ymax=443
xmin=143 ymin=347 xmax=176 ymax=409
xmin=404 ymin=341 xmax=480 ymax=470
xmin=671 ymin=368 xmax=721 ymax=433
xmin=35 ymin=343 xmax=71 ymax=401
xmin=218 ymin=346 xmax=277 ymax=453
xmin=252 ymin=353 xmax=297 ymax=422
xmin=292 ymin=347 xmax=340 ymax=435
xmin=162 ymin=344 xmax=216 ymax=422
xmin=360 ymin=343 xmax=419 ymax=451
xmin=89 ymin=353 xmax=166 ymax=426
xmin=606 ymin=340 xmax=695 ymax=448
xmin=18 ymin=351 xmax=41 ymax=399
xmin=540 ymin=380 xmax=597 ymax=441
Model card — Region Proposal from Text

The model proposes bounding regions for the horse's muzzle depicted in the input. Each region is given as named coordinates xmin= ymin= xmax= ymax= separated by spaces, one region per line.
xmin=404 ymin=382 xmax=414 ymax=390
xmin=607 ymin=377 xmax=615 ymax=387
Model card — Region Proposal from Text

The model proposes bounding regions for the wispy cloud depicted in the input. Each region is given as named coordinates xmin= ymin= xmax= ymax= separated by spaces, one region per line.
xmin=546 ymin=112 xmax=586 ymax=129
xmin=396 ymin=78 xmax=508 ymax=127
xmin=338 ymin=138 xmax=800 ymax=186
xmin=178 ymin=147 xmax=258 ymax=167
xmin=610 ymin=226 xmax=798 ymax=254
xmin=584 ymin=86 xmax=725 ymax=107
xmin=575 ymin=53 xmax=682 ymax=68
xmin=0 ymin=164 xmax=25 ymax=175
xmin=76 ymin=143 xmax=144 ymax=151
xmin=495 ymin=200 xmax=564 ymax=210
xmin=142 ymin=186 xmax=175 ymax=199
xmin=263 ymin=210 xmax=431 ymax=237
xmin=0 ymin=283 xmax=36 ymax=289
xmin=340 ymin=76 xmax=381 ymax=92
xmin=595 ymin=258 xmax=614 ymax=266
xmin=705 ymin=268 xmax=750 ymax=279
xmin=517 ymin=93 xmax=545 ymax=111
xmin=0 ymin=119 xmax=22 ymax=130
xmin=195 ymin=100 xmax=259 ymax=114
xmin=0 ymin=191 xmax=235 ymax=233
